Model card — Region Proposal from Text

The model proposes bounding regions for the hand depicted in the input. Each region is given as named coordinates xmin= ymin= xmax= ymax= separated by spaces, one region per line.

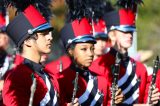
xmin=150 ymin=88 xmax=160 ymax=105
xmin=67 ymin=98 xmax=80 ymax=106
xmin=115 ymin=88 xmax=124 ymax=104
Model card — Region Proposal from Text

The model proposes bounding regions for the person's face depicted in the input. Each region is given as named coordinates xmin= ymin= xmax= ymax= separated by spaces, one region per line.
xmin=0 ymin=33 xmax=9 ymax=50
xmin=34 ymin=31 xmax=53 ymax=54
xmin=94 ymin=38 xmax=107 ymax=56
xmin=69 ymin=43 xmax=94 ymax=68
xmin=114 ymin=30 xmax=133 ymax=49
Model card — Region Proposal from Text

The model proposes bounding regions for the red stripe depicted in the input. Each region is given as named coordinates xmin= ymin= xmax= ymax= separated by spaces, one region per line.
xmin=23 ymin=5 xmax=47 ymax=28
xmin=0 ymin=13 xmax=6 ymax=26
xmin=93 ymin=19 xmax=106 ymax=33
xmin=71 ymin=18 xmax=92 ymax=37
xmin=119 ymin=9 xmax=136 ymax=26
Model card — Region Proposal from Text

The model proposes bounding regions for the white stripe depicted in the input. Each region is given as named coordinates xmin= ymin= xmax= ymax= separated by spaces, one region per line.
xmin=0 ymin=56 xmax=10 ymax=78
xmin=122 ymin=75 xmax=138 ymax=94
xmin=124 ymin=88 xmax=139 ymax=104
xmin=90 ymin=90 xmax=102 ymax=106
xmin=40 ymin=75 xmax=51 ymax=106
xmin=53 ymin=90 xmax=58 ymax=106
xmin=79 ymin=77 xmax=94 ymax=104
xmin=118 ymin=61 xmax=132 ymax=87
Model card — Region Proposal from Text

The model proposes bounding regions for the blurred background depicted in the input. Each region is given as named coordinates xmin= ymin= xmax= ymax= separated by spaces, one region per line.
xmin=7 ymin=0 xmax=160 ymax=66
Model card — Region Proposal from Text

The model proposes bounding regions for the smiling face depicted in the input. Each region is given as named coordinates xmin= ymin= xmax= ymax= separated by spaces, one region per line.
xmin=68 ymin=43 xmax=94 ymax=69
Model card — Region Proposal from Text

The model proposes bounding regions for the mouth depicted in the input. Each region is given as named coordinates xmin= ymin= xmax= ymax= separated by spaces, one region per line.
xmin=126 ymin=40 xmax=132 ymax=43
xmin=86 ymin=59 xmax=93 ymax=63
xmin=47 ymin=44 xmax=52 ymax=48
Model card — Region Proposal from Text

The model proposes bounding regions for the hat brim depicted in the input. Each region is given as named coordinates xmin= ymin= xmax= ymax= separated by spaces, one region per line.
xmin=31 ymin=23 xmax=53 ymax=34
xmin=66 ymin=35 xmax=96 ymax=49
xmin=94 ymin=32 xmax=108 ymax=39
xmin=74 ymin=37 xmax=96 ymax=44
xmin=110 ymin=25 xmax=136 ymax=32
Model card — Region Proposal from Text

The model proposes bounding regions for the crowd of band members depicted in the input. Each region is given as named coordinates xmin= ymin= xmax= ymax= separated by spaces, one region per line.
xmin=0 ymin=0 xmax=160 ymax=106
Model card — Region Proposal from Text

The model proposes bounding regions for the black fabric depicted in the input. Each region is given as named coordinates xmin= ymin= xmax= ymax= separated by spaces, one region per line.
xmin=23 ymin=58 xmax=45 ymax=81
xmin=119 ymin=60 xmax=140 ymax=104
xmin=70 ymin=63 xmax=90 ymax=82
xmin=122 ymin=78 xmax=139 ymax=101
xmin=0 ymin=49 xmax=7 ymax=68
xmin=81 ymin=78 xmax=98 ymax=106
xmin=110 ymin=48 xmax=129 ymax=68
xmin=60 ymin=23 xmax=75 ymax=49
xmin=103 ymin=10 xmax=120 ymax=28
xmin=23 ymin=58 xmax=56 ymax=105
xmin=70 ymin=63 xmax=103 ymax=106
xmin=110 ymin=48 xmax=140 ymax=104
xmin=6 ymin=13 xmax=33 ymax=47
xmin=119 ymin=64 xmax=135 ymax=91
xmin=46 ymin=78 xmax=55 ymax=106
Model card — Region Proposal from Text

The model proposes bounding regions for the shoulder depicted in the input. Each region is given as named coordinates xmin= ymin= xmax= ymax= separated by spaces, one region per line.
xmin=4 ymin=64 xmax=33 ymax=86
xmin=45 ymin=55 xmax=71 ymax=74
xmin=130 ymin=58 xmax=148 ymax=77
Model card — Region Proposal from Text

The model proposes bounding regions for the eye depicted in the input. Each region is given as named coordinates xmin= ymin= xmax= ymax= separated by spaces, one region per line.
xmin=81 ymin=48 xmax=87 ymax=51
xmin=91 ymin=47 xmax=95 ymax=51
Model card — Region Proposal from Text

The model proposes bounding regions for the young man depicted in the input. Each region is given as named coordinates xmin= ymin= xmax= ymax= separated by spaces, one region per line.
xmin=2 ymin=4 xmax=61 ymax=106
xmin=95 ymin=2 xmax=160 ymax=105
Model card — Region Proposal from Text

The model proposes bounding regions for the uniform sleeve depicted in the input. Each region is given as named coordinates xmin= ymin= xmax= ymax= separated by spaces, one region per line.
xmin=137 ymin=63 xmax=150 ymax=103
xmin=97 ymin=76 xmax=110 ymax=106
xmin=156 ymin=70 xmax=160 ymax=91
xmin=2 ymin=70 xmax=31 ymax=106
xmin=55 ymin=73 xmax=68 ymax=106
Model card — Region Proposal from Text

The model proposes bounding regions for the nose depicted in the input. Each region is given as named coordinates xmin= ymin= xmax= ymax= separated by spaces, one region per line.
xmin=126 ymin=32 xmax=133 ymax=39
xmin=87 ymin=48 xmax=94 ymax=57
xmin=47 ymin=31 xmax=53 ymax=41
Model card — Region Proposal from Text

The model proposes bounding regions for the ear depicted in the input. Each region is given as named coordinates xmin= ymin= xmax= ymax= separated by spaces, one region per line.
xmin=108 ymin=30 xmax=116 ymax=42
xmin=24 ymin=39 xmax=32 ymax=47
xmin=68 ymin=48 xmax=73 ymax=57
xmin=108 ymin=30 xmax=117 ymax=46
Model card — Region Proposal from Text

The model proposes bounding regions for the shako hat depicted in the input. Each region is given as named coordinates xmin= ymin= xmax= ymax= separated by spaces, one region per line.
xmin=61 ymin=0 xmax=96 ymax=49
xmin=5 ymin=0 xmax=54 ymax=47
xmin=103 ymin=0 xmax=143 ymax=32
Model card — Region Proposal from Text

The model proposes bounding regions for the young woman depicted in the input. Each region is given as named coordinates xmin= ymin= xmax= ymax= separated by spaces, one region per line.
xmin=57 ymin=16 xmax=125 ymax=106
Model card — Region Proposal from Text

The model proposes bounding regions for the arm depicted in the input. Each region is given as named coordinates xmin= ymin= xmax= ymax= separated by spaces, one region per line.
xmin=2 ymin=70 xmax=31 ymax=106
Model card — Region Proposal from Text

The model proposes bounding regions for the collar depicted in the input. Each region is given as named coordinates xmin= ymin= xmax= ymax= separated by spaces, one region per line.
xmin=23 ymin=58 xmax=47 ymax=80
xmin=23 ymin=58 xmax=43 ymax=72
xmin=110 ymin=48 xmax=129 ymax=67
xmin=70 ymin=63 xmax=90 ymax=81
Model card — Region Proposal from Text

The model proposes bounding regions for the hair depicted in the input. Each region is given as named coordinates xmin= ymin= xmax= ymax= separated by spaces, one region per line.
xmin=18 ymin=33 xmax=38 ymax=53
xmin=66 ymin=43 xmax=76 ymax=57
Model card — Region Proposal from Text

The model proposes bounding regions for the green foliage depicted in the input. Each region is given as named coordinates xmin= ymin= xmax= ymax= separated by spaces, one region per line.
xmin=137 ymin=0 xmax=160 ymax=65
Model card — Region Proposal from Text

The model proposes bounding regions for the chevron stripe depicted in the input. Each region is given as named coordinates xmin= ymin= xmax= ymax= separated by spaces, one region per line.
xmin=79 ymin=74 xmax=103 ymax=106
xmin=118 ymin=60 xmax=140 ymax=104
